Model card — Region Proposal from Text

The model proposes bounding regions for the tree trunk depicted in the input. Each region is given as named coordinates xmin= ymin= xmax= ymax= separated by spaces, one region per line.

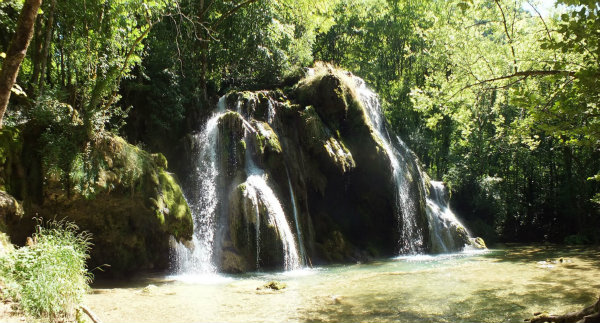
xmin=527 ymin=296 xmax=600 ymax=323
xmin=38 ymin=0 xmax=56 ymax=93
xmin=0 ymin=0 xmax=43 ymax=128
xmin=29 ymin=15 xmax=44 ymax=92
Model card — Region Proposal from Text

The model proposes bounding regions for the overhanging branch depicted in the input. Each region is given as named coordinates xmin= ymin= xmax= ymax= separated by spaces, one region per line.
xmin=452 ymin=70 xmax=576 ymax=97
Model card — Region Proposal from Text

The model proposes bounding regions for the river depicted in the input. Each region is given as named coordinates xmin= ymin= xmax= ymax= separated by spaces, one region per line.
xmin=86 ymin=245 xmax=600 ymax=323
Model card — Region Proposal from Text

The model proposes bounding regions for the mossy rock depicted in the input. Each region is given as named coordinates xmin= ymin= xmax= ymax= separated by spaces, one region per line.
xmin=221 ymin=248 xmax=250 ymax=274
xmin=251 ymin=120 xmax=284 ymax=171
xmin=7 ymin=132 xmax=193 ymax=276
xmin=225 ymin=180 xmax=288 ymax=271
xmin=299 ymin=106 xmax=355 ymax=175
xmin=259 ymin=281 xmax=287 ymax=290
xmin=227 ymin=91 xmax=272 ymax=122
xmin=295 ymin=68 xmax=350 ymax=129
xmin=318 ymin=230 xmax=351 ymax=262
xmin=217 ymin=111 xmax=247 ymax=179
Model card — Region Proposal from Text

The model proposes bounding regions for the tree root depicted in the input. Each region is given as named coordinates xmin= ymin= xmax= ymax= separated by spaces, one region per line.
xmin=81 ymin=305 xmax=103 ymax=323
xmin=527 ymin=296 xmax=600 ymax=323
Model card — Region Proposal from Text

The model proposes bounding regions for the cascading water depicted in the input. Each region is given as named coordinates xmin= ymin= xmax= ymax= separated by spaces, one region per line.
xmin=174 ymin=94 xmax=302 ymax=273
xmin=354 ymin=78 xmax=425 ymax=253
xmin=171 ymin=97 xmax=226 ymax=274
xmin=286 ymin=168 xmax=307 ymax=265
xmin=425 ymin=181 xmax=470 ymax=253
xmin=173 ymin=69 xmax=476 ymax=275
xmin=243 ymin=159 xmax=302 ymax=271
xmin=353 ymin=76 xmax=471 ymax=254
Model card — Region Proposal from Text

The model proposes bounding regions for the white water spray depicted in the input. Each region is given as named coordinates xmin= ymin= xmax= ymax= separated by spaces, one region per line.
xmin=354 ymin=76 xmax=470 ymax=253
xmin=171 ymin=97 xmax=226 ymax=274
xmin=244 ymin=160 xmax=302 ymax=271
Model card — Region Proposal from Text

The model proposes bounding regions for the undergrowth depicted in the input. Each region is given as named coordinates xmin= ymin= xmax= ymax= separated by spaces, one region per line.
xmin=0 ymin=219 xmax=92 ymax=321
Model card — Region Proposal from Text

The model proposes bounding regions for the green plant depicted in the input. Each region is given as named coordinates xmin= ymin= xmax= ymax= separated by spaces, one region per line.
xmin=0 ymin=219 xmax=92 ymax=321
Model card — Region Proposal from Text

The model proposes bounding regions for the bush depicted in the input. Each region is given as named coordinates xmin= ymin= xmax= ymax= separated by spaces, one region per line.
xmin=0 ymin=220 xmax=92 ymax=321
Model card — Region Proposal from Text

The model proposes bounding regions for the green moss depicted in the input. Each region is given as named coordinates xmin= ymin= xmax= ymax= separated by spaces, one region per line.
xmin=0 ymin=127 xmax=23 ymax=192
xmin=259 ymin=281 xmax=287 ymax=290
xmin=300 ymin=106 xmax=355 ymax=173
xmin=253 ymin=121 xmax=282 ymax=155
xmin=152 ymin=153 xmax=168 ymax=169
xmin=156 ymin=170 xmax=193 ymax=239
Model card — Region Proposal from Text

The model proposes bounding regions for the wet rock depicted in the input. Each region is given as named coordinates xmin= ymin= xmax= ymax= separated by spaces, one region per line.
xmin=140 ymin=284 xmax=158 ymax=295
xmin=469 ymin=237 xmax=487 ymax=249
xmin=221 ymin=249 xmax=250 ymax=274
xmin=258 ymin=281 xmax=287 ymax=291
xmin=217 ymin=111 xmax=247 ymax=180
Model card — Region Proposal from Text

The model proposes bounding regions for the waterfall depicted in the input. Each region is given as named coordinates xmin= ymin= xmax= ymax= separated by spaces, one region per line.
xmin=354 ymin=78 xmax=425 ymax=253
xmin=244 ymin=159 xmax=301 ymax=271
xmin=174 ymin=93 xmax=303 ymax=273
xmin=426 ymin=181 xmax=469 ymax=253
xmin=171 ymin=97 xmax=226 ymax=274
xmin=286 ymin=168 xmax=307 ymax=265
xmin=173 ymin=70 xmax=474 ymax=275
xmin=354 ymin=77 xmax=470 ymax=254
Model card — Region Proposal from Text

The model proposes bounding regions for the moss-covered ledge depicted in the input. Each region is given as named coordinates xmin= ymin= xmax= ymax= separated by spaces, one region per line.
xmin=0 ymin=127 xmax=193 ymax=276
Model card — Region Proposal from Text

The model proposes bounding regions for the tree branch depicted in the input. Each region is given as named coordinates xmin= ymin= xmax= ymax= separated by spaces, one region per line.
xmin=494 ymin=0 xmax=518 ymax=73
xmin=211 ymin=0 xmax=260 ymax=28
xmin=451 ymin=70 xmax=576 ymax=98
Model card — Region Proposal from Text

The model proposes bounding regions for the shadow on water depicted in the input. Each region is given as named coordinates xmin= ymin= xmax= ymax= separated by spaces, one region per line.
xmin=91 ymin=270 xmax=175 ymax=289
xmin=483 ymin=244 xmax=600 ymax=265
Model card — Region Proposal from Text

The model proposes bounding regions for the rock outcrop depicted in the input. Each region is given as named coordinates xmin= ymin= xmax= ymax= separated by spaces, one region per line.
xmin=0 ymin=126 xmax=192 ymax=275
xmin=180 ymin=64 xmax=478 ymax=273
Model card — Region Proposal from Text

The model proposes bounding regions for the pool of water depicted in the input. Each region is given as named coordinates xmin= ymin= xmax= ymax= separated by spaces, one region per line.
xmin=85 ymin=245 xmax=600 ymax=323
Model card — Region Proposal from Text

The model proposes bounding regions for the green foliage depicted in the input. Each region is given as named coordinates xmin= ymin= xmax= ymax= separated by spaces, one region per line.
xmin=30 ymin=96 xmax=86 ymax=184
xmin=313 ymin=0 xmax=433 ymax=142
xmin=0 ymin=0 xmax=21 ymax=49
xmin=0 ymin=219 xmax=91 ymax=321
xmin=1 ymin=0 xmax=597 ymax=245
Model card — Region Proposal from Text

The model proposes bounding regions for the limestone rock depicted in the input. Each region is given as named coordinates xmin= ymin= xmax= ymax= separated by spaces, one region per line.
xmin=1 ymin=130 xmax=193 ymax=276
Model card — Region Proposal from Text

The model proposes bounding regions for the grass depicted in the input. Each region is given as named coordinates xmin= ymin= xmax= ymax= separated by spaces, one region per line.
xmin=0 ymin=219 xmax=92 ymax=322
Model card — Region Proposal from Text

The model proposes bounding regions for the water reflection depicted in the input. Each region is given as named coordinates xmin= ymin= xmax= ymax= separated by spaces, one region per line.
xmin=86 ymin=245 xmax=600 ymax=323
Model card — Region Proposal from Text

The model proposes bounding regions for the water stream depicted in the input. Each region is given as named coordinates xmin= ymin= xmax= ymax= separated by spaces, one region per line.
xmin=286 ymin=167 xmax=307 ymax=265
xmin=244 ymin=159 xmax=302 ymax=271
xmin=426 ymin=181 xmax=469 ymax=253
xmin=170 ymin=97 xmax=227 ymax=275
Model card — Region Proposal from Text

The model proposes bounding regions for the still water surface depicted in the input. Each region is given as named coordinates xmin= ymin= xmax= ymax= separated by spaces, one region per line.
xmin=86 ymin=245 xmax=600 ymax=323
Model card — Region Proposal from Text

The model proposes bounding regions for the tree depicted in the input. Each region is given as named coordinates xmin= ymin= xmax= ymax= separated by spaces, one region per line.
xmin=409 ymin=0 xmax=599 ymax=242
xmin=0 ymin=0 xmax=42 ymax=127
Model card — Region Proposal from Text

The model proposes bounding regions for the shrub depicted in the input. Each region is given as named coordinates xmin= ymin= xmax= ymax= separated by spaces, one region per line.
xmin=0 ymin=220 xmax=92 ymax=321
